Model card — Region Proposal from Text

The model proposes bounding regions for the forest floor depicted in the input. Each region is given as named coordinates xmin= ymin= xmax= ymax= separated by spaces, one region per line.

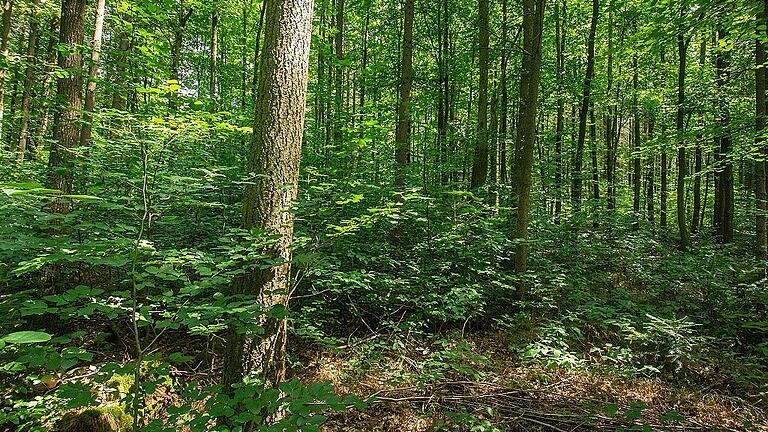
xmin=294 ymin=331 xmax=768 ymax=431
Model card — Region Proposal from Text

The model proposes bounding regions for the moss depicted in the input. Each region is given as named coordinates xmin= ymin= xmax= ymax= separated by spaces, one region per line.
xmin=58 ymin=405 xmax=131 ymax=432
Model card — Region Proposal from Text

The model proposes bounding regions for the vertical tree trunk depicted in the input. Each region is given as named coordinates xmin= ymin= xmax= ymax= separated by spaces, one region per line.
xmin=35 ymin=15 xmax=58 ymax=156
xmin=46 ymin=0 xmax=87 ymax=213
xmin=210 ymin=1 xmax=218 ymax=109
xmin=360 ymin=1 xmax=369 ymax=111
xmin=512 ymin=0 xmax=545 ymax=296
xmin=499 ymin=0 xmax=508 ymax=185
xmin=78 ymin=0 xmax=106 ymax=148
xmin=646 ymin=120 xmax=655 ymax=222
xmin=470 ymin=0 xmax=490 ymax=189
xmin=715 ymin=25 xmax=733 ymax=243
xmin=605 ymin=2 xmax=616 ymax=211
xmin=590 ymin=101 xmax=599 ymax=201
xmin=632 ymin=53 xmax=641 ymax=231
xmin=756 ymin=0 xmax=767 ymax=261
xmin=572 ymin=0 xmax=597 ymax=212
xmin=111 ymin=15 xmax=130 ymax=110
xmin=691 ymin=38 xmax=706 ymax=233
xmin=169 ymin=4 xmax=193 ymax=110
xmin=15 ymin=0 xmax=41 ymax=163
xmin=0 ymin=0 xmax=12 ymax=142
xmin=220 ymin=0 xmax=314 ymax=391
xmin=333 ymin=0 xmax=344 ymax=146
xmin=676 ymin=20 xmax=689 ymax=249
xmin=554 ymin=0 xmax=565 ymax=223
xmin=394 ymin=0 xmax=414 ymax=188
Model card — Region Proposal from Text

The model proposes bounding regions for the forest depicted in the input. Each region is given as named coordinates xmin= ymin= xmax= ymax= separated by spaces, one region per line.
xmin=0 ymin=0 xmax=767 ymax=429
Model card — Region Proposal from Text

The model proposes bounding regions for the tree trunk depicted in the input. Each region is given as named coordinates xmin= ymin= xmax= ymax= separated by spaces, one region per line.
xmin=169 ymin=4 xmax=193 ymax=110
xmin=691 ymin=38 xmax=705 ymax=233
xmin=646 ymin=119 xmax=655 ymax=222
xmin=34 ymin=15 xmax=58 ymax=157
xmin=572 ymin=0 xmax=597 ymax=211
xmin=633 ymin=53 xmax=641 ymax=231
xmin=757 ymin=0 xmax=768 ymax=261
xmin=15 ymin=0 xmax=41 ymax=163
xmin=210 ymin=1 xmax=218 ymax=109
xmin=46 ymin=0 xmax=87 ymax=213
xmin=0 ymin=0 xmax=13 ymax=142
xmin=78 ymin=0 xmax=106 ymax=148
xmin=512 ymin=0 xmax=545 ymax=297
xmin=220 ymin=0 xmax=314 ymax=392
xmin=499 ymin=0 xmax=508 ymax=185
xmin=470 ymin=0 xmax=490 ymax=189
xmin=715 ymin=25 xmax=733 ymax=243
xmin=333 ymin=0 xmax=344 ymax=146
xmin=111 ymin=15 xmax=130 ymax=110
xmin=676 ymin=20 xmax=689 ymax=249
xmin=554 ymin=0 xmax=565 ymax=223
xmin=394 ymin=0 xmax=414 ymax=188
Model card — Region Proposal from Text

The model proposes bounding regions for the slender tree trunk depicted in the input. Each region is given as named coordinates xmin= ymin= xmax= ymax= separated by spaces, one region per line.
xmin=512 ymin=0 xmax=545 ymax=297
xmin=221 ymin=0 xmax=314 ymax=392
xmin=170 ymin=4 xmax=193 ymax=110
xmin=46 ymin=0 xmax=87 ymax=213
xmin=78 ymin=0 xmax=106 ymax=149
xmin=333 ymin=0 xmax=344 ymax=146
xmin=470 ymin=0 xmax=490 ymax=189
xmin=360 ymin=1 xmax=369 ymax=111
xmin=757 ymin=0 xmax=767 ymax=261
xmin=646 ymin=119 xmax=655 ymax=222
xmin=111 ymin=15 xmax=130 ymax=110
xmin=676 ymin=20 xmax=689 ymax=249
xmin=691 ymin=39 xmax=706 ymax=233
xmin=715 ymin=25 xmax=733 ymax=243
xmin=0 ymin=0 xmax=12 ymax=142
xmin=210 ymin=1 xmax=219 ymax=109
xmin=499 ymin=0 xmax=508 ymax=185
xmin=572 ymin=0 xmax=597 ymax=211
xmin=15 ymin=0 xmax=41 ymax=163
xmin=590 ymin=102 xmax=598 ymax=202
xmin=632 ymin=53 xmax=641 ymax=230
xmin=394 ymin=0 xmax=414 ymax=188
xmin=35 ymin=15 xmax=58 ymax=156
xmin=554 ymin=0 xmax=565 ymax=223
xmin=605 ymin=2 xmax=616 ymax=210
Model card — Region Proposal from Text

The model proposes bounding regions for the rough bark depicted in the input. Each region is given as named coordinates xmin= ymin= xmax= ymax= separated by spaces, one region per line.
xmin=220 ymin=0 xmax=314 ymax=391
xmin=46 ymin=0 xmax=87 ymax=213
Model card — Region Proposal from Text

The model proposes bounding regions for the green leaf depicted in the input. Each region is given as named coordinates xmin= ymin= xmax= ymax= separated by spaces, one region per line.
xmin=2 ymin=331 xmax=52 ymax=344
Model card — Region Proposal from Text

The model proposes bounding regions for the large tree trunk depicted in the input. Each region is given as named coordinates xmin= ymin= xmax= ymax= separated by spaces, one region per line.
xmin=0 ymin=0 xmax=13 ymax=142
xmin=220 ymin=0 xmax=314 ymax=391
xmin=46 ymin=0 xmax=87 ymax=213
xmin=756 ymin=0 xmax=767 ymax=261
xmin=572 ymin=0 xmax=597 ymax=211
xmin=470 ymin=0 xmax=490 ymax=189
xmin=78 ymin=0 xmax=106 ymax=148
xmin=16 ymin=0 xmax=41 ymax=163
xmin=394 ymin=0 xmax=414 ymax=188
xmin=512 ymin=0 xmax=545 ymax=298
xmin=677 ymin=22 xmax=688 ymax=249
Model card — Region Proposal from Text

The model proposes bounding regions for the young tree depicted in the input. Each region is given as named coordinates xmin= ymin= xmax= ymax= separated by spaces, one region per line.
xmin=676 ymin=10 xmax=689 ymax=249
xmin=78 ymin=0 xmax=106 ymax=147
xmin=0 ymin=0 xmax=13 ymax=141
xmin=221 ymin=0 xmax=315 ymax=389
xmin=512 ymin=0 xmax=545 ymax=297
xmin=470 ymin=0 xmax=489 ymax=189
xmin=394 ymin=0 xmax=414 ymax=188
xmin=756 ymin=0 xmax=767 ymax=260
xmin=572 ymin=0 xmax=598 ymax=211
xmin=15 ymin=0 xmax=41 ymax=163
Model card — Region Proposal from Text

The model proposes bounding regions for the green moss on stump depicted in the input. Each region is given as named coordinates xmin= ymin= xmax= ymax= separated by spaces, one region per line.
xmin=59 ymin=405 xmax=130 ymax=432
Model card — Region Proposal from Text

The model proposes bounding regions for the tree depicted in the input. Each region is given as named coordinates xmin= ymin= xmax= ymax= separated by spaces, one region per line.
xmin=78 ymin=0 xmax=106 ymax=148
xmin=554 ymin=0 xmax=565 ymax=223
xmin=756 ymin=0 xmax=767 ymax=261
xmin=470 ymin=0 xmax=489 ymax=189
xmin=512 ymin=0 xmax=545 ymax=297
xmin=221 ymin=0 xmax=314 ymax=389
xmin=15 ymin=0 xmax=41 ymax=163
xmin=46 ymin=0 xmax=87 ymax=213
xmin=0 ymin=0 xmax=13 ymax=141
xmin=676 ymin=8 xmax=689 ymax=249
xmin=572 ymin=0 xmax=598 ymax=211
xmin=394 ymin=0 xmax=414 ymax=188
